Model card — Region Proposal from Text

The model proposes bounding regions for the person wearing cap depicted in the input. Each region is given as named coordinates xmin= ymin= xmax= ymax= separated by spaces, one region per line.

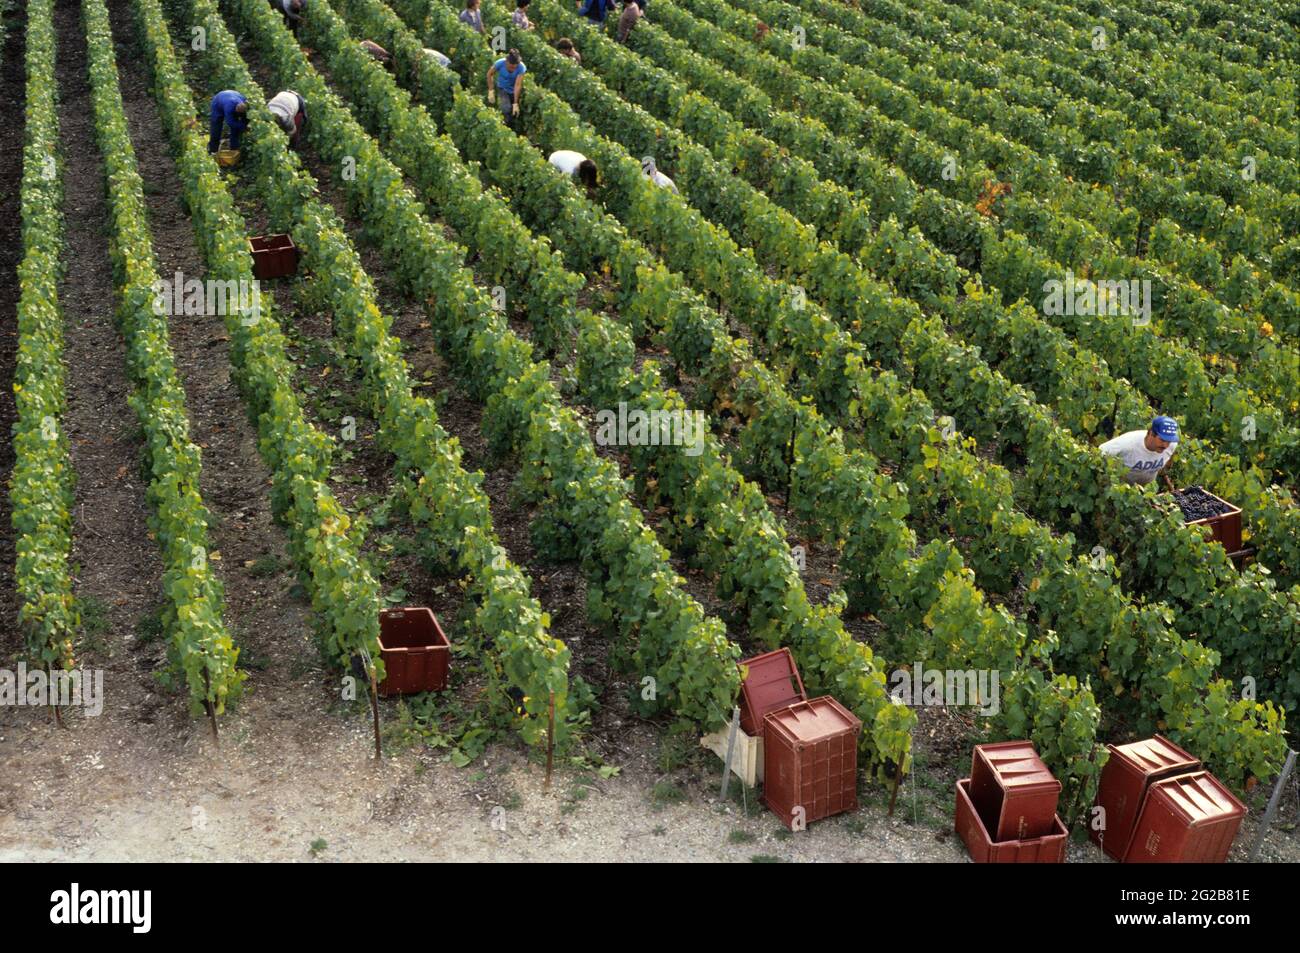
xmin=641 ymin=156 xmax=676 ymax=192
xmin=549 ymin=150 xmax=599 ymax=196
xmin=488 ymin=49 xmax=527 ymax=126
xmin=1099 ymin=416 xmax=1180 ymax=485
xmin=208 ymin=89 xmax=249 ymax=154
xmin=267 ymin=90 xmax=307 ymax=149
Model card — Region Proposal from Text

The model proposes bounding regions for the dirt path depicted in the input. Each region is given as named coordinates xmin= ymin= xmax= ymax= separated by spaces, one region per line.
xmin=0 ymin=0 xmax=29 ymax=660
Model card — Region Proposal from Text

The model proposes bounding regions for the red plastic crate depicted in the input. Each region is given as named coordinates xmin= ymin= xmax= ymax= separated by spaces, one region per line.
xmin=1091 ymin=735 xmax=1201 ymax=860
xmin=737 ymin=647 xmax=806 ymax=736
xmin=969 ymin=741 xmax=1062 ymax=841
xmin=761 ymin=696 xmax=859 ymax=830
xmin=1123 ymin=771 xmax=1246 ymax=863
xmin=248 ymin=234 xmax=299 ymax=279
xmin=1177 ymin=486 xmax=1243 ymax=554
xmin=377 ymin=607 xmax=450 ymax=696
xmin=955 ymin=779 xmax=1067 ymax=863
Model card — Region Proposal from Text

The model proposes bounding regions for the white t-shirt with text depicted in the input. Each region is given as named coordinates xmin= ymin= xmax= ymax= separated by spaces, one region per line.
xmin=1099 ymin=429 xmax=1176 ymax=485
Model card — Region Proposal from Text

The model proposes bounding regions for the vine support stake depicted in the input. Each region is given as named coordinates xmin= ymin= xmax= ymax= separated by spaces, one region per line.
xmin=887 ymin=732 xmax=910 ymax=817
xmin=369 ymin=669 xmax=382 ymax=760
xmin=545 ymin=691 xmax=556 ymax=790
xmin=1249 ymin=748 xmax=1297 ymax=862
xmin=49 ymin=663 xmax=63 ymax=729
xmin=202 ymin=668 xmax=219 ymax=746
xmin=784 ymin=413 xmax=796 ymax=509
xmin=1063 ymin=743 xmax=1100 ymax=834
xmin=720 ymin=706 xmax=741 ymax=801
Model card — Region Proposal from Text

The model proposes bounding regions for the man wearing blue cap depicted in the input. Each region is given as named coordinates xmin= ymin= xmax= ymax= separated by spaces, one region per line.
xmin=1099 ymin=416 xmax=1180 ymax=485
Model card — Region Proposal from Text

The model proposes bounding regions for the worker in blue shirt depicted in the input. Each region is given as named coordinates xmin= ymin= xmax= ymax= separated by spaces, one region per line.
xmin=208 ymin=90 xmax=249 ymax=154
xmin=487 ymin=49 xmax=527 ymax=127
xmin=576 ymin=0 xmax=611 ymax=25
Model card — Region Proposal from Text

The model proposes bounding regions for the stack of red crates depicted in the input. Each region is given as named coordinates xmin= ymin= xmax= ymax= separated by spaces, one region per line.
xmin=1091 ymin=735 xmax=1246 ymax=863
xmin=955 ymin=741 xmax=1068 ymax=863
xmin=737 ymin=649 xmax=861 ymax=830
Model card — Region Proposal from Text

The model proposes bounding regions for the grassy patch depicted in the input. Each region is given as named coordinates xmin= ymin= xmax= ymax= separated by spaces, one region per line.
xmin=245 ymin=554 xmax=280 ymax=578
xmin=651 ymin=780 xmax=687 ymax=809
xmin=132 ymin=604 xmax=165 ymax=647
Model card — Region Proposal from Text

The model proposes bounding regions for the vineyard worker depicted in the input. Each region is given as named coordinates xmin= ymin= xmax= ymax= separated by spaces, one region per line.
xmin=267 ymin=90 xmax=307 ymax=149
xmin=422 ymin=48 xmax=451 ymax=68
xmin=576 ymin=0 xmax=612 ymax=27
xmin=513 ymin=0 xmax=533 ymax=30
xmin=616 ymin=0 xmax=642 ymax=43
xmin=460 ymin=0 xmax=485 ymax=34
xmin=1099 ymin=415 xmax=1179 ymax=486
xmin=360 ymin=39 xmax=392 ymax=66
xmin=488 ymin=49 xmax=527 ymax=126
xmin=555 ymin=37 xmax=582 ymax=63
xmin=207 ymin=89 xmax=249 ymax=154
xmin=641 ymin=156 xmax=676 ymax=192
xmin=549 ymin=149 xmax=599 ymax=197
xmin=277 ymin=0 xmax=306 ymax=37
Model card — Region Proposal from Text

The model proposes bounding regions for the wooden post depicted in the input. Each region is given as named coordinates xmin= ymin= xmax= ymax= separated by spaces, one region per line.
xmin=369 ymin=668 xmax=382 ymax=760
xmin=545 ymin=692 xmax=556 ymax=790
xmin=49 ymin=663 xmax=63 ymax=729
xmin=1063 ymin=744 xmax=1100 ymax=833
xmin=887 ymin=734 xmax=910 ymax=817
xmin=720 ymin=706 xmax=741 ymax=800
xmin=202 ymin=668 xmax=219 ymax=745
xmin=1249 ymin=749 xmax=1297 ymax=862
xmin=784 ymin=415 xmax=796 ymax=509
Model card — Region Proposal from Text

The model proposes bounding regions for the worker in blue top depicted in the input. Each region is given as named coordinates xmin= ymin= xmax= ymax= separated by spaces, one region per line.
xmin=208 ymin=90 xmax=249 ymax=154
xmin=487 ymin=49 xmax=527 ymax=127
xmin=576 ymin=0 xmax=612 ymax=25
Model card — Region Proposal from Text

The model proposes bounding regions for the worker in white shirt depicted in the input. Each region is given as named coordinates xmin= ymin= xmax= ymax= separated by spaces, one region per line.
xmin=641 ymin=156 xmax=676 ymax=193
xmin=422 ymin=48 xmax=451 ymax=68
xmin=548 ymin=149 xmax=599 ymax=197
xmin=276 ymin=0 xmax=306 ymax=37
xmin=1099 ymin=415 xmax=1179 ymax=486
xmin=266 ymin=90 xmax=306 ymax=149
